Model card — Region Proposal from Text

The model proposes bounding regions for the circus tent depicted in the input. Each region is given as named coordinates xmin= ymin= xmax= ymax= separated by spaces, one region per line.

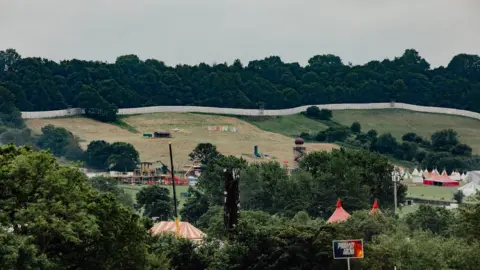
xmin=327 ymin=200 xmax=351 ymax=223
xmin=150 ymin=221 xmax=206 ymax=242
xmin=423 ymin=173 xmax=459 ymax=187
xmin=369 ymin=199 xmax=381 ymax=215
xmin=450 ymin=171 xmax=462 ymax=181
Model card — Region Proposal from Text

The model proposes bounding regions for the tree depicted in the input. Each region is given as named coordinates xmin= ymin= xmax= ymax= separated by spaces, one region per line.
xmin=350 ymin=121 xmax=361 ymax=133
xmin=0 ymin=86 xmax=24 ymax=129
xmin=374 ymin=133 xmax=398 ymax=154
xmin=188 ymin=143 xmax=222 ymax=165
xmin=179 ymin=187 xmax=209 ymax=225
xmin=136 ymin=185 xmax=174 ymax=219
xmin=431 ymin=129 xmax=459 ymax=151
xmin=402 ymin=132 xmax=419 ymax=142
xmin=366 ymin=129 xmax=378 ymax=138
xmin=37 ymin=124 xmax=84 ymax=160
xmin=451 ymin=143 xmax=472 ymax=156
xmin=0 ymin=145 xmax=152 ymax=269
xmin=85 ymin=140 xmax=111 ymax=169
xmin=77 ymin=85 xmax=118 ymax=122
xmin=107 ymin=142 xmax=140 ymax=171
xmin=453 ymin=190 xmax=465 ymax=204
xmin=90 ymin=175 xmax=134 ymax=208
xmin=404 ymin=205 xmax=455 ymax=236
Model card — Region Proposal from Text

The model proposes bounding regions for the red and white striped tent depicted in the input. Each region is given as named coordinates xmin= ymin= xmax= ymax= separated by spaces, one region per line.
xmin=150 ymin=221 xmax=206 ymax=242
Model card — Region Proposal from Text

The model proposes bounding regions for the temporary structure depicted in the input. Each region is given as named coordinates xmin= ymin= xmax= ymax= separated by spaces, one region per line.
xmin=411 ymin=168 xmax=423 ymax=183
xmin=441 ymin=169 xmax=448 ymax=176
xmin=369 ymin=199 xmax=381 ymax=215
xmin=150 ymin=221 xmax=206 ymax=242
xmin=460 ymin=173 xmax=467 ymax=181
xmin=327 ymin=200 xmax=351 ymax=223
xmin=450 ymin=171 xmax=462 ymax=181
xmin=423 ymin=174 xmax=459 ymax=187
xmin=458 ymin=181 xmax=480 ymax=196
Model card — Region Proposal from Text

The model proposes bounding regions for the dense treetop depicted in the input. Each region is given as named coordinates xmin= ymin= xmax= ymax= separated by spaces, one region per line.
xmin=1 ymin=48 xmax=480 ymax=114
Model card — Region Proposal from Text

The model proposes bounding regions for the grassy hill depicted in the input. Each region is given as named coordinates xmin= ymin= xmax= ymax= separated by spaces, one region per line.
xmin=242 ymin=109 xmax=480 ymax=154
xmin=26 ymin=113 xmax=336 ymax=168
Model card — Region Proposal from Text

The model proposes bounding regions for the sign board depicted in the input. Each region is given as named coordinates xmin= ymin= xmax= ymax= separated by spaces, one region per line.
xmin=332 ymin=239 xmax=364 ymax=259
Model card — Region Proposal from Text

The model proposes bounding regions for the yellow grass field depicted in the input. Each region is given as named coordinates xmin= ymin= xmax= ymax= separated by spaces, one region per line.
xmin=26 ymin=113 xmax=337 ymax=168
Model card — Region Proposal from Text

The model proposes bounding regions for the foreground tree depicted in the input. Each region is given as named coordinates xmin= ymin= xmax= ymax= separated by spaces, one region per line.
xmin=0 ymin=145 xmax=153 ymax=269
xmin=136 ymin=185 xmax=174 ymax=219
xmin=188 ymin=142 xmax=222 ymax=165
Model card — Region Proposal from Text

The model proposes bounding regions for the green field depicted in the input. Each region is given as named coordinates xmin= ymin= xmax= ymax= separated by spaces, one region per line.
xmin=240 ymin=114 xmax=328 ymax=137
xmin=333 ymin=109 xmax=480 ymax=153
xmin=119 ymin=184 xmax=191 ymax=209
xmin=406 ymin=185 xmax=457 ymax=202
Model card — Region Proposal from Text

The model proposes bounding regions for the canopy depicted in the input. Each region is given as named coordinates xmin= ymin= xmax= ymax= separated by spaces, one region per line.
xmin=458 ymin=181 xmax=480 ymax=196
xmin=369 ymin=199 xmax=381 ymax=215
xmin=450 ymin=171 xmax=461 ymax=181
xmin=423 ymin=174 xmax=459 ymax=187
xmin=327 ymin=200 xmax=351 ymax=223
xmin=411 ymin=168 xmax=421 ymax=176
xmin=150 ymin=221 xmax=206 ymax=242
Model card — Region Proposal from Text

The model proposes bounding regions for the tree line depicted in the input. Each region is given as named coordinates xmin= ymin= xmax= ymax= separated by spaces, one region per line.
xmin=302 ymin=106 xmax=479 ymax=172
xmin=3 ymin=143 xmax=480 ymax=269
xmin=1 ymin=48 xmax=480 ymax=122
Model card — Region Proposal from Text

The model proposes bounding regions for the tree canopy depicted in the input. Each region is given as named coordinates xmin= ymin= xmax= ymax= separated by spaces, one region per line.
xmin=1 ymin=48 xmax=480 ymax=122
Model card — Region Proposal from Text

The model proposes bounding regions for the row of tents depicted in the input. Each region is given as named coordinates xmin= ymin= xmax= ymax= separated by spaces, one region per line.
xmin=399 ymin=168 xmax=480 ymax=197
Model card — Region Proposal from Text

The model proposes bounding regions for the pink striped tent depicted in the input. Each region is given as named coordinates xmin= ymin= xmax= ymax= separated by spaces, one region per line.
xmin=150 ymin=221 xmax=206 ymax=242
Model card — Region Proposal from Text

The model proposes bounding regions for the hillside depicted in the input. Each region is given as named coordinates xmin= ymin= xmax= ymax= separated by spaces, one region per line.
xmin=26 ymin=113 xmax=336 ymax=168
xmin=243 ymin=109 xmax=480 ymax=154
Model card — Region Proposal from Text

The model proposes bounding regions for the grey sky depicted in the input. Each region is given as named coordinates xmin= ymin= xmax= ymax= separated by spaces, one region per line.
xmin=1 ymin=0 xmax=478 ymax=67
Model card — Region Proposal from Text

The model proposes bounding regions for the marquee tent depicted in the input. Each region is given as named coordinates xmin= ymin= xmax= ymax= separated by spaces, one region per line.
xmin=327 ymin=200 xmax=351 ymax=223
xmin=150 ymin=221 xmax=206 ymax=242
xmin=423 ymin=174 xmax=459 ymax=187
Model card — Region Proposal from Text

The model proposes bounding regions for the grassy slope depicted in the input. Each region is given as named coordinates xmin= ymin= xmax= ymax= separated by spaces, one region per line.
xmin=333 ymin=109 xmax=480 ymax=154
xmin=239 ymin=114 xmax=328 ymax=137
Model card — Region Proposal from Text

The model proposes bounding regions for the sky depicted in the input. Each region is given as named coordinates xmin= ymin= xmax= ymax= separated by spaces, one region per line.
xmin=1 ymin=0 xmax=479 ymax=67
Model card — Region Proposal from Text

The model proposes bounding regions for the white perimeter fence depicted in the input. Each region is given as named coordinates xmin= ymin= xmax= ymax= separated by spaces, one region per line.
xmin=20 ymin=102 xmax=480 ymax=121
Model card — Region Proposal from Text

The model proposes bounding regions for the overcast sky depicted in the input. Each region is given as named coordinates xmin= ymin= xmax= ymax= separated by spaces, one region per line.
xmin=1 ymin=0 xmax=479 ymax=67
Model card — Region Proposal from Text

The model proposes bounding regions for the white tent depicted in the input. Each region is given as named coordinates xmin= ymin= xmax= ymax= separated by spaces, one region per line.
xmin=458 ymin=171 xmax=480 ymax=196
xmin=411 ymin=168 xmax=421 ymax=176
xmin=460 ymin=173 xmax=467 ymax=181
xmin=458 ymin=182 xmax=480 ymax=196
xmin=450 ymin=171 xmax=462 ymax=181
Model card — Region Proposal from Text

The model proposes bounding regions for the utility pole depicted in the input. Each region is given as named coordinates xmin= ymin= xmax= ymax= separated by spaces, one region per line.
xmin=392 ymin=170 xmax=400 ymax=215
xmin=169 ymin=142 xmax=179 ymax=234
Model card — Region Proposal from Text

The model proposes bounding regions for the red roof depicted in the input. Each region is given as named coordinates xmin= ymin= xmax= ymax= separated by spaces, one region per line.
xmin=369 ymin=199 xmax=381 ymax=215
xmin=150 ymin=221 xmax=206 ymax=241
xmin=327 ymin=200 xmax=351 ymax=223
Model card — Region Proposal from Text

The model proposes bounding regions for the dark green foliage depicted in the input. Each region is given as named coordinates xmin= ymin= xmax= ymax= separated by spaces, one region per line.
xmin=315 ymin=126 xmax=350 ymax=142
xmin=454 ymin=190 xmax=464 ymax=204
xmin=136 ymin=185 xmax=174 ymax=219
xmin=179 ymin=187 xmax=210 ymax=225
xmin=37 ymin=124 xmax=84 ymax=160
xmin=405 ymin=205 xmax=455 ymax=236
xmin=85 ymin=140 xmax=139 ymax=171
xmin=90 ymin=175 xmax=134 ymax=208
xmin=451 ymin=143 xmax=472 ymax=156
xmin=0 ymin=86 xmax=24 ymax=129
xmin=374 ymin=133 xmax=398 ymax=154
xmin=402 ymin=132 xmax=420 ymax=142
xmin=350 ymin=121 xmax=361 ymax=133
xmin=305 ymin=106 xmax=332 ymax=120
xmin=431 ymin=129 xmax=459 ymax=151
xmin=188 ymin=142 xmax=222 ymax=165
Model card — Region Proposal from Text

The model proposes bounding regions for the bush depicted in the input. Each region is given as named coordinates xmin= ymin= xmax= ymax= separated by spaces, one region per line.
xmin=374 ymin=133 xmax=398 ymax=154
xmin=305 ymin=106 xmax=332 ymax=120
xmin=451 ymin=144 xmax=472 ymax=156
xmin=350 ymin=121 xmax=361 ymax=133
xmin=415 ymin=151 xmax=427 ymax=163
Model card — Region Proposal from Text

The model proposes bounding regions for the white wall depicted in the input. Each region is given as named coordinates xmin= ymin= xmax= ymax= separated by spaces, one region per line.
xmin=20 ymin=103 xmax=480 ymax=121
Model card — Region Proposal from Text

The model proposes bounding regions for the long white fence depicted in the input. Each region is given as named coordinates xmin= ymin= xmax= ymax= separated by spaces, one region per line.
xmin=20 ymin=102 xmax=480 ymax=121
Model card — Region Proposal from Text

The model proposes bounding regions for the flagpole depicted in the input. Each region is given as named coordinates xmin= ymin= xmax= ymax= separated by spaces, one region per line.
xmin=169 ymin=142 xmax=180 ymax=236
